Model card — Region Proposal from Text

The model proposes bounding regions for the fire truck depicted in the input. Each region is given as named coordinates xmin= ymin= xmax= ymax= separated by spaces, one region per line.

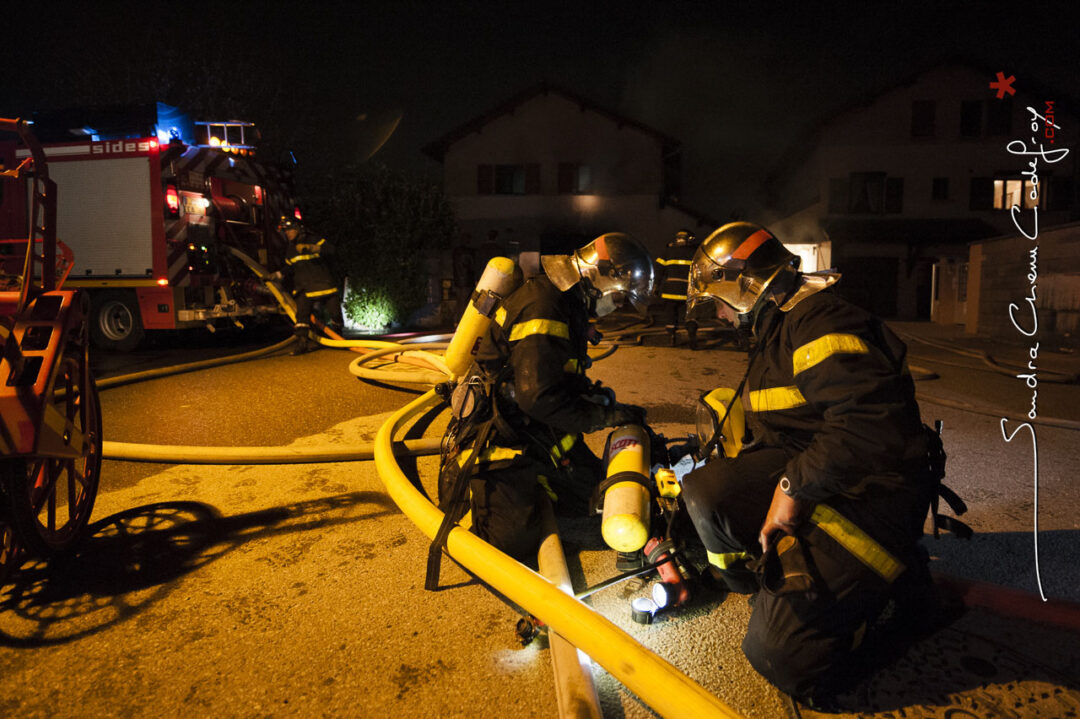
xmin=0 ymin=103 xmax=295 ymax=350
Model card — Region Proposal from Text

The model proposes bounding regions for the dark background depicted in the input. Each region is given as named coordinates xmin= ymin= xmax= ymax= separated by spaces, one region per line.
xmin=5 ymin=1 xmax=1079 ymax=219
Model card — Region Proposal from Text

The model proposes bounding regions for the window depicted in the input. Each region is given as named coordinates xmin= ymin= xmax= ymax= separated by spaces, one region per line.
xmin=970 ymin=176 xmax=1041 ymax=210
xmin=495 ymin=165 xmax=525 ymax=194
xmin=911 ymin=100 xmax=936 ymax=138
xmin=932 ymin=177 xmax=949 ymax=201
xmin=835 ymin=173 xmax=903 ymax=214
xmin=849 ymin=172 xmax=886 ymax=213
xmin=960 ymin=101 xmax=982 ymax=137
xmin=477 ymin=163 xmax=540 ymax=195
xmin=987 ymin=99 xmax=1013 ymax=136
xmin=993 ymin=178 xmax=1039 ymax=211
xmin=558 ymin=163 xmax=591 ymax=194
xmin=957 ymin=263 xmax=968 ymax=302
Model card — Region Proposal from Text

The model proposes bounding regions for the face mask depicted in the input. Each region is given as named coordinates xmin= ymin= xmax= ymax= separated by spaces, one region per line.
xmin=593 ymin=293 xmax=619 ymax=317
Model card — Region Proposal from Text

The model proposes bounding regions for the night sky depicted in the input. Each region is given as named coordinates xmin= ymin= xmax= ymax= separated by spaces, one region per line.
xmin=7 ymin=1 xmax=1080 ymax=219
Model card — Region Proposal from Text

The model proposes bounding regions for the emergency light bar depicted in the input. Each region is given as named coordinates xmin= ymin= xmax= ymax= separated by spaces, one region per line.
xmin=194 ymin=120 xmax=258 ymax=155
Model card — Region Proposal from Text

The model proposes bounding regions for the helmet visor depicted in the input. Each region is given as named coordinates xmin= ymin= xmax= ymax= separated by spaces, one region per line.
xmin=688 ymin=254 xmax=773 ymax=314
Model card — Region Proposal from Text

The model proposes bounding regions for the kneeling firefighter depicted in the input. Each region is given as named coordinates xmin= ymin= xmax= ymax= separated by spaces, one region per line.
xmin=679 ymin=222 xmax=968 ymax=706
xmin=427 ymin=233 xmax=654 ymax=588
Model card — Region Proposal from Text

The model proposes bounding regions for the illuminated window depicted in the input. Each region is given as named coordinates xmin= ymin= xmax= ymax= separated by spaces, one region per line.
xmin=992 ymin=178 xmax=1039 ymax=210
xmin=558 ymin=163 xmax=591 ymax=194
xmin=971 ymin=177 xmax=1041 ymax=211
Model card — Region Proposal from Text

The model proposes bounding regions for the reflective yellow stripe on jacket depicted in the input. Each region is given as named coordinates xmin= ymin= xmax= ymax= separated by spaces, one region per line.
xmin=810 ymin=503 xmax=904 ymax=582
xmin=792 ymin=333 xmax=869 ymax=375
xmin=748 ymin=385 xmax=807 ymax=412
xmin=457 ymin=446 xmax=524 ymax=466
xmin=457 ymin=434 xmax=576 ymax=467
xmin=656 ymin=258 xmax=693 ymax=266
xmin=508 ymin=318 xmax=570 ymax=342
xmin=707 ymin=550 xmax=751 ymax=570
xmin=286 ymin=253 xmax=319 ymax=265
xmin=550 ymin=433 xmax=577 ymax=460
xmin=304 ymin=287 xmax=338 ymax=298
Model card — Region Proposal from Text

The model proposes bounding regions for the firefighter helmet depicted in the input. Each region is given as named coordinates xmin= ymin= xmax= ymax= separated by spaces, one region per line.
xmin=687 ymin=222 xmax=799 ymax=327
xmin=277 ymin=215 xmax=303 ymax=239
xmin=672 ymin=229 xmax=695 ymax=247
xmin=541 ymin=232 xmax=655 ymax=316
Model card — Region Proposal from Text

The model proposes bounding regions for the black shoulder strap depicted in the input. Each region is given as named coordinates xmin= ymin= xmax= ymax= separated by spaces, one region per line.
xmin=425 ymin=416 xmax=496 ymax=591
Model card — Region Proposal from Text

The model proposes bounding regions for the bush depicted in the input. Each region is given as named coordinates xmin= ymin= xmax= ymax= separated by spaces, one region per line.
xmin=304 ymin=165 xmax=455 ymax=328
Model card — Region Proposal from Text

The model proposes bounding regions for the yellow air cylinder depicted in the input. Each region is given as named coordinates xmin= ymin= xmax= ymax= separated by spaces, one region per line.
xmin=444 ymin=256 xmax=518 ymax=379
xmin=601 ymin=424 xmax=652 ymax=552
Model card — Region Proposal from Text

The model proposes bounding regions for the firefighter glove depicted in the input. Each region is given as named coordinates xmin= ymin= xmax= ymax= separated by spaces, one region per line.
xmin=608 ymin=402 xmax=647 ymax=428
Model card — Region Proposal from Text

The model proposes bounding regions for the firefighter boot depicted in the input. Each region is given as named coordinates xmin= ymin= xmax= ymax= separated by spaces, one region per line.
xmin=686 ymin=320 xmax=699 ymax=350
xmin=290 ymin=334 xmax=312 ymax=356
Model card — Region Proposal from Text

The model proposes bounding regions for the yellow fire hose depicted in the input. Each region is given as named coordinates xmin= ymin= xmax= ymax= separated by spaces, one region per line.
xmin=374 ymin=390 xmax=742 ymax=719
xmin=103 ymin=437 xmax=442 ymax=464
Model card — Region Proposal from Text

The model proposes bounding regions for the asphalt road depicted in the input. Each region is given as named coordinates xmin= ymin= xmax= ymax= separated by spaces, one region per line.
xmin=1 ymin=318 xmax=1078 ymax=718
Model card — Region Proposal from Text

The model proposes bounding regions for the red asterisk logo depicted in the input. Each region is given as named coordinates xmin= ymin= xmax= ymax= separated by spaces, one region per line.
xmin=990 ymin=71 xmax=1016 ymax=99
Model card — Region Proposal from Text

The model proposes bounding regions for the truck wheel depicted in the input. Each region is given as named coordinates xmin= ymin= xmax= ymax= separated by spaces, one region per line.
xmin=90 ymin=290 xmax=145 ymax=351
xmin=3 ymin=352 xmax=102 ymax=557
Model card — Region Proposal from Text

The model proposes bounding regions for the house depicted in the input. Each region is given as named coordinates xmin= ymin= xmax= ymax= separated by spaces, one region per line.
xmin=423 ymin=82 xmax=717 ymax=268
xmin=965 ymin=221 xmax=1080 ymax=345
xmin=764 ymin=63 xmax=1078 ymax=320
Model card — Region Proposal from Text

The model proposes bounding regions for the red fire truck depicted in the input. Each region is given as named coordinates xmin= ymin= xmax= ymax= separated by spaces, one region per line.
xmin=0 ymin=103 xmax=295 ymax=350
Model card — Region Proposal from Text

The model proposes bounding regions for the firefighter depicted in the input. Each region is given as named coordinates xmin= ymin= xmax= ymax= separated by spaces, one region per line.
xmin=440 ymin=233 xmax=654 ymax=563
xmin=270 ymin=216 xmax=342 ymax=355
xmin=680 ymin=221 xmax=948 ymax=707
xmin=656 ymin=229 xmax=699 ymax=348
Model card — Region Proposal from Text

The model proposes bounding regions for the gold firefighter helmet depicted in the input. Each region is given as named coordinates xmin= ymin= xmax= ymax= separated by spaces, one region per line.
xmin=542 ymin=232 xmax=655 ymax=316
xmin=687 ymin=221 xmax=799 ymax=322
xmin=688 ymin=221 xmax=841 ymax=329
xmin=277 ymin=214 xmax=304 ymax=239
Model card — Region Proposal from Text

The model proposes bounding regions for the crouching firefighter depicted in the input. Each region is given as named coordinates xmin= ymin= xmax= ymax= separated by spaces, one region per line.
xmin=426 ymin=233 xmax=655 ymax=589
xmin=678 ymin=222 xmax=970 ymax=707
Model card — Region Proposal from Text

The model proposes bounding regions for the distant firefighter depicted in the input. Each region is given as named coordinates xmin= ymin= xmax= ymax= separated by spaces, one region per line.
xmin=656 ymin=229 xmax=699 ymax=348
xmin=270 ymin=216 xmax=342 ymax=355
